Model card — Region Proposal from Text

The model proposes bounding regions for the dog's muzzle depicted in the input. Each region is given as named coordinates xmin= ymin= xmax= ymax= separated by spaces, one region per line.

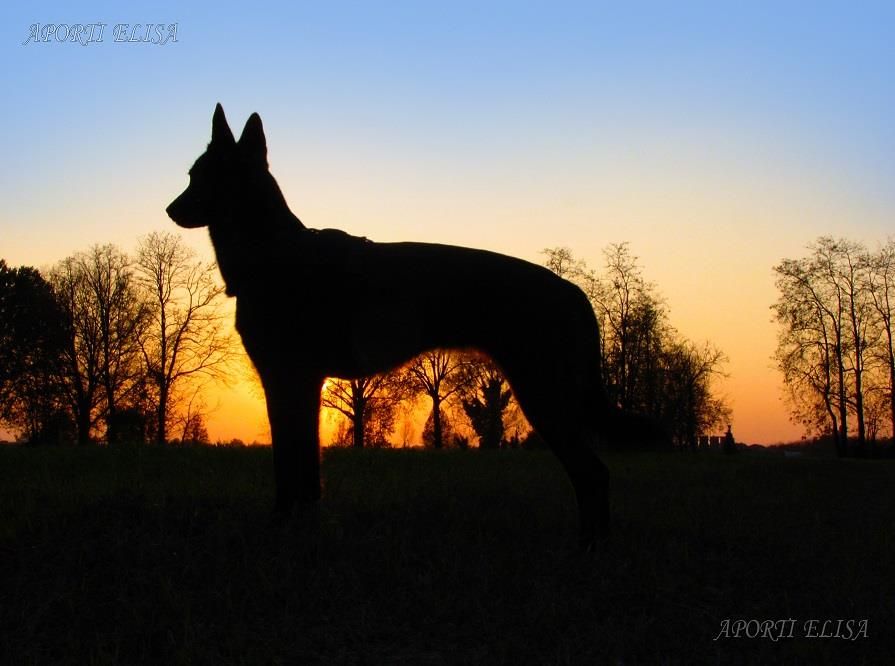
xmin=166 ymin=190 xmax=205 ymax=228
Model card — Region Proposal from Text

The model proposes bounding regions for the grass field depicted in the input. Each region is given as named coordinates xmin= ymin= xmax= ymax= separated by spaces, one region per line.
xmin=0 ymin=445 xmax=892 ymax=664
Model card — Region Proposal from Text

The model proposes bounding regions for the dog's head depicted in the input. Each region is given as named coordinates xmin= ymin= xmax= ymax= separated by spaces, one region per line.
xmin=166 ymin=104 xmax=275 ymax=229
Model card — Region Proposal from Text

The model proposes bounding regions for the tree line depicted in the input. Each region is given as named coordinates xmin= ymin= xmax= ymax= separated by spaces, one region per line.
xmin=0 ymin=233 xmax=235 ymax=445
xmin=2 ymin=237 xmax=731 ymax=450
xmin=321 ymin=243 xmax=731 ymax=450
xmin=321 ymin=350 xmax=523 ymax=450
xmin=543 ymin=243 xmax=730 ymax=448
xmin=773 ymin=236 xmax=895 ymax=456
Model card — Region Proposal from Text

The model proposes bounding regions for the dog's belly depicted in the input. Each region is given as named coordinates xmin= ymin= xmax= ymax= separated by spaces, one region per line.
xmin=335 ymin=316 xmax=425 ymax=378
xmin=234 ymin=285 xmax=427 ymax=380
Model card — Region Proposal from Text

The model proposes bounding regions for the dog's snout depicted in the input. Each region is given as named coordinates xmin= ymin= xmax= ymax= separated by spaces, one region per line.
xmin=166 ymin=189 xmax=205 ymax=228
xmin=166 ymin=196 xmax=183 ymax=223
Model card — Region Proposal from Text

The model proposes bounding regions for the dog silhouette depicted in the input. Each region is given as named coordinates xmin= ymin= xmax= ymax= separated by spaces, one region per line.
xmin=167 ymin=104 xmax=612 ymax=547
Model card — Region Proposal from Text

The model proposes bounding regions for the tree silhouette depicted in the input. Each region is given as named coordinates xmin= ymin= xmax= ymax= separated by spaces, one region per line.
xmin=422 ymin=406 xmax=456 ymax=448
xmin=659 ymin=340 xmax=729 ymax=448
xmin=322 ymin=371 xmax=409 ymax=448
xmin=543 ymin=244 xmax=665 ymax=413
xmin=543 ymin=244 xmax=729 ymax=448
xmin=773 ymin=237 xmax=894 ymax=454
xmin=179 ymin=408 xmax=210 ymax=445
xmin=73 ymin=245 xmax=149 ymax=444
xmin=460 ymin=357 xmax=512 ymax=449
xmin=135 ymin=232 xmax=233 ymax=444
xmin=0 ymin=260 xmax=68 ymax=442
xmin=865 ymin=240 xmax=895 ymax=441
xmin=48 ymin=254 xmax=105 ymax=445
xmin=405 ymin=350 xmax=469 ymax=449
xmin=540 ymin=246 xmax=581 ymax=280
xmin=590 ymin=243 xmax=666 ymax=413
xmin=174 ymin=387 xmax=212 ymax=445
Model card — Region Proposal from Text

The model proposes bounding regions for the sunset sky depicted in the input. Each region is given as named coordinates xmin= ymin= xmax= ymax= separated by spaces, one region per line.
xmin=2 ymin=2 xmax=894 ymax=444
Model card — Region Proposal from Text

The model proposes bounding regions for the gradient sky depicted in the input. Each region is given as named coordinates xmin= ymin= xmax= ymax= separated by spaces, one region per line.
xmin=2 ymin=1 xmax=894 ymax=444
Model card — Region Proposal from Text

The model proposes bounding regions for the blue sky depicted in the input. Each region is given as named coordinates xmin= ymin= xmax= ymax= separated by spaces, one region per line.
xmin=3 ymin=2 xmax=892 ymax=246
xmin=2 ymin=1 xmax=894 ymax=443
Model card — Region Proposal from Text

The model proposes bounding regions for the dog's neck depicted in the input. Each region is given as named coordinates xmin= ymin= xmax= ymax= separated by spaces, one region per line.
xmin=208 ymin=204 xmax=306 ymax=296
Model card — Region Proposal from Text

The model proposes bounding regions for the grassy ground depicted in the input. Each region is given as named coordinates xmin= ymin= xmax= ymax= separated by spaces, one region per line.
xmin=0 ymin=445 xmax=892 ymax=665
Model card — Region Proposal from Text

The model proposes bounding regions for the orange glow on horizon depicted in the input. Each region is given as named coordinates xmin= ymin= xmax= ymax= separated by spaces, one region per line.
xmin=204 ymin=349 xmax=801 ymax=449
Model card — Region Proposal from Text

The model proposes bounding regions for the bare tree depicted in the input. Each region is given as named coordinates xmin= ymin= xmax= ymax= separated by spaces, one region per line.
xmin=540 ymin=247 xmax=581 ymax=280
xmin=321 ymin=371 xmax=409 ymax=448
xmin=830 ymin=239 xmax=875 ymax=448
xmin=865 ymin=239 xmax=895 ymax=439
xmin=5 ymin=238 xmax=232 ymax=447
xmin=773 ymin=237 xmax=885 ymax=454
xmin=135 ymin=232 xmax=234 ymax=445
xmin=177 ymin=387 xmax=211 ymax=445
xmin=773 ymin=255 xmax=844 ymax=449
xmin=46 ymin=246 xmax=149 ymax=444
xmin=405 ymin=350 xmax=469 ymax=449
xmin=49 ymin=256 xmax=104 ymax=445
xmin=544 ymin=244 xmax=729 ymax=448
xmin=544 ymin=244 xmax=666 ymax=413
xmin=591 ymin=243 xmax=667 ymax=413
xmin=78 ymin=245 xmax=149 ymax=444
xmin=660 ymin=339 xmax=730 ymax=448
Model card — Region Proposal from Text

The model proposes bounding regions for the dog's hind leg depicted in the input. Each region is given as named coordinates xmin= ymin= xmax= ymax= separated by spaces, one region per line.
xmin=264 ymin=375 xmax=324 ymax=514
xmin=550 ymin=434 xmax=610 ymax=549
xmin=497 ymin=351 xmax=610 ymax=549
xmin=524 ymin=402 xmax=609 ymax=548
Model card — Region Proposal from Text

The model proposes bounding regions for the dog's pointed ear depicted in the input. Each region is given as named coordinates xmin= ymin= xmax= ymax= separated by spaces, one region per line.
xmin=238 ymin=113 xmax=268 ymax=165
xmin=211 ymin=103 xmax=235 ymax=145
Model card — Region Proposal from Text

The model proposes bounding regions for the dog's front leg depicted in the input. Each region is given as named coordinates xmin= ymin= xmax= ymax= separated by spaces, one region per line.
xmin=265 ymin=375 xmax=324 ymax=515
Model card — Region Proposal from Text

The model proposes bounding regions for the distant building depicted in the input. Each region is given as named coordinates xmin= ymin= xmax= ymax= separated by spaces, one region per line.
xmin=723 ymin=425 xmax=736 ymax=453
xmin=696 ymin=425 xmax=736 ymax=452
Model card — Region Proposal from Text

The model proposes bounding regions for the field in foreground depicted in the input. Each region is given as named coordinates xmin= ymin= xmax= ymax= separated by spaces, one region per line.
xmin=0 ymin=446 xmax=892 ymax=664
